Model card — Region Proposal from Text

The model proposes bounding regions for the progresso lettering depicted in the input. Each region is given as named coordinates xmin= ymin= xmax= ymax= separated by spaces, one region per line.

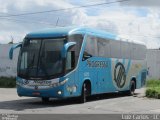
xmin=87 ymin=60 xmax=108 ymax=68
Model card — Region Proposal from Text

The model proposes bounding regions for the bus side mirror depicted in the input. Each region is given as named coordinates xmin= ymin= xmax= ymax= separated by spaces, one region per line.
xmin=9 ymin=43 xmax=22 ymax=60
xmin=61 ymin=42 xmax=76 ymax=58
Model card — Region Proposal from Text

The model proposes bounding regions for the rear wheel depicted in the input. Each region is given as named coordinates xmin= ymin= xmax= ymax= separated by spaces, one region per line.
xmin=130 ymin=80 xmax=136 ymax=95
xmin=123 ymin=80 xmax=136 ymax=96
xmin=42 ymin=97 xmax=49 ymax=102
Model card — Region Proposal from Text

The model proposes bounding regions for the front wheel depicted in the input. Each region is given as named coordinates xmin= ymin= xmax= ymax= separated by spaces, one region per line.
xmin=80 ymin=83 xmax=87 ymax=103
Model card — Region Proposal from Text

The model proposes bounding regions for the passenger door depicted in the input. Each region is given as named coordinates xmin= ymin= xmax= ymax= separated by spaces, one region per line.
xmin=80 ymin=35 xmax=100 ymax=94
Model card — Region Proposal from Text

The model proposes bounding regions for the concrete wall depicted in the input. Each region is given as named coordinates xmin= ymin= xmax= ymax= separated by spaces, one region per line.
xmin=147 ymin=49 xmax=160 ymax=80
xmin=0 ymin=44 xmax=19 ymax=77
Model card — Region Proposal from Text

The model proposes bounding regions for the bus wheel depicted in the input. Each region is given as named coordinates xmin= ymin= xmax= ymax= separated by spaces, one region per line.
xmin=80 ymin=83 xmax=87 ymax=103
xmin=130 ymin=80 xmax=136 ymax=96
xmin=42 ymin=97 xmax=49 ymax=102
xmin=124 ymin=80 xmax=136 ymax=96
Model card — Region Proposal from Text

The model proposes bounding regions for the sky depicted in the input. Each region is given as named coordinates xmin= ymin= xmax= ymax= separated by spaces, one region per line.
xmin=0 ymin=0 xmax=160 ymax=48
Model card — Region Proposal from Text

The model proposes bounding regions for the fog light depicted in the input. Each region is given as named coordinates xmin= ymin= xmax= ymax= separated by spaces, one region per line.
xmin=58 ymin=91 xmax=62 ymax=95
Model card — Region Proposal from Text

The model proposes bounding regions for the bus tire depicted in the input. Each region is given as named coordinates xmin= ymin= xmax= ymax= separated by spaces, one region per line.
xmin=124 ymin=80 xmax=136 ymax=96
xmin=80 ymin=83 xmax=87 ymax=103
xmin=42 ymin=97 xmax=49 ymax=102
xmin=130 ymin=80 xmax=136 ymax=96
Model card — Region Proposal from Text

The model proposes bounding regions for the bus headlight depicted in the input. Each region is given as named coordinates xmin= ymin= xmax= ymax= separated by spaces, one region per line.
xmin=58 ymin=91 xmax=62 ymax=95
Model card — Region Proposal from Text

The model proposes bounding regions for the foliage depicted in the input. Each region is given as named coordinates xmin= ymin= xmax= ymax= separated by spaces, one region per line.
xmin=145 ymin=79 xmax=160 ymax=99
xmin=0 ymin=77 xmax=16 ymax=88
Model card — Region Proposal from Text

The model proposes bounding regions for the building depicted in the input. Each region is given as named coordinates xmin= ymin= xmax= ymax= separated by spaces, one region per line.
xmin=0 ymin=44 xmax=19 ymax=77
xmin=147 ymin=49 xmax=160 ymax=80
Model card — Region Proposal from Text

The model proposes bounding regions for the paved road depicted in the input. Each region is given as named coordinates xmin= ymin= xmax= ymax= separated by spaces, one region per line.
xmin=0 ymin=88 xmax=160 ymax=114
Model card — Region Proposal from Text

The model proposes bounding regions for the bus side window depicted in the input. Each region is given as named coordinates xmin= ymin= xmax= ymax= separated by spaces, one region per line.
xmin=83 ymin=35 xmax=98 ymax=61
xmin=110 ymin=40 xmax=121 ymax=58
xmin=68 ymin=34 xmax=83 ymax=67
xmin=97 ymin=38 xmax=110 ymax=58
xmin=121 ymin=41 xmax=131 ymax=59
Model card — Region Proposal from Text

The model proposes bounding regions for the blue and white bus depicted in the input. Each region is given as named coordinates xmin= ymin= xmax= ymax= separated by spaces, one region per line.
xmin=9 ymin=27 xmax=147 ymax=103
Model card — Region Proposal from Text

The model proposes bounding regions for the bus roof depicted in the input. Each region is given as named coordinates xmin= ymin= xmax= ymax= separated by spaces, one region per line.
xmin=25 ymin=26 xmax=117 ymax=40
xmin=25 ymin=26 xmax=145 ymax=46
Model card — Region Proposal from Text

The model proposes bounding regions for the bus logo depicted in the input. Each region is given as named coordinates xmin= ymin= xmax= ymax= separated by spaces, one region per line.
xmin=114 ymin=62 xmax=126 ymax=88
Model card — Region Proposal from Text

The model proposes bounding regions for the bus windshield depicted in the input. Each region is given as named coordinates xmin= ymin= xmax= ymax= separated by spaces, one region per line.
xmin=18 ymin=34 xmax=83 ymax=80
xmin=18 ymin=38 xmax=66 ymax=79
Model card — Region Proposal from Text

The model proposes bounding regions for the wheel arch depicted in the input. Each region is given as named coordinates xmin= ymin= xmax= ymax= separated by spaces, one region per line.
xmin=130 ymin=76 xmax=137 ymax=89
xmin=82 ymin=79 xmax=92 ymax=96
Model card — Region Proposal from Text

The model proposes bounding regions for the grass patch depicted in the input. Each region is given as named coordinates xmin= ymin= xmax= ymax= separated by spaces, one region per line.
xmin=0 ymin=77 xmax=16 ymax=88
xmin=145 ymin=79 xmax=160 ymax=99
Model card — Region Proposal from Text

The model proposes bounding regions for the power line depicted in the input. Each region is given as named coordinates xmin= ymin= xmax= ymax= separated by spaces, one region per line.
xmin=1 ymin=17 xmax=160 ymax=39
xmin=0 ymin=0 xmax=106 ymax=14
xmin=0 ymin=0 xmax=132 ymax=18
xmin=1 ymin=17 xmax=159 ymax=39
xmin=0 ymin=17 xmax=56 ymax=26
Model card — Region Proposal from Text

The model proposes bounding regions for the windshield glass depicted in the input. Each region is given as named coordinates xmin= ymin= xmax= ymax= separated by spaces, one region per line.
xmin=18 ymin=34 xmax=84 ymax=80
xmin=18 ymin=38 xmax=66 ymax=79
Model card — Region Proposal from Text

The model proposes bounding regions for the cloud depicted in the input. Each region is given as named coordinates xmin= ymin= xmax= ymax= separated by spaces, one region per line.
xmin=0 ymin=0 xmax=80 ymax=43
xmin=80 ymin=8 xmax=160 ymax=49
xmin=0 ymin=0 xmax=160 ymax=49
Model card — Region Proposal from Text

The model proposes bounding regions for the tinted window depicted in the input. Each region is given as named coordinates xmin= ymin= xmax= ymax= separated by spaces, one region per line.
xmin=83 ymin=35 xmax=146 ymax=60
xmin=18 ymin=38 xmax=66 ymax=79
xmin=110 ymin=40 xmax=121 ymax=58
xmin=68 ymin=34 xmax=83 ymax=67
xmin=39 ymin=39 xmax=65 ymax=77
xmin=121 ymin=41 xmax=131 ymax=59
xmin=97 ymin=38 xmax=110 ymax=57
xmin=84 ymin=35 xmax=98 ymax=56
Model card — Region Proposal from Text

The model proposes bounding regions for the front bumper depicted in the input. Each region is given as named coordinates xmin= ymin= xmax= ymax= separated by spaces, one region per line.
xmin=17 ymin=85 xmax=64 ymax=98
xmin=16 ymin=77 xmax=68 ymax=98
